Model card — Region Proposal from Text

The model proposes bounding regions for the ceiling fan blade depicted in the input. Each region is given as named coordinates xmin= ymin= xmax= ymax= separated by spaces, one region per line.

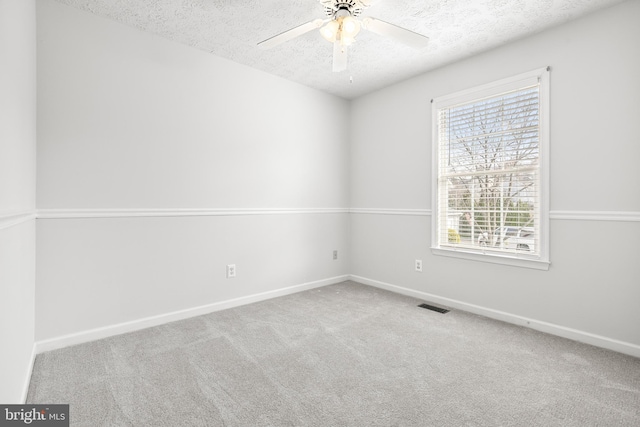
xmin=258 ymin=19 xmax=325 ymax=49
xmin=362 ymin=17 xmax=429 ymax=49
xmin=333 ymin=42 xmax=347 ymax=72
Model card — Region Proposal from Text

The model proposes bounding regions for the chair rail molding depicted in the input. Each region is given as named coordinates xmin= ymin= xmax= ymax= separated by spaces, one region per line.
xmin=36 ymin=207 xmax=350 ymax=219
xmin=35 ymin=208 xmax=640 ymax=221
xmin=0 ymin=210 xmax=36 ymax=231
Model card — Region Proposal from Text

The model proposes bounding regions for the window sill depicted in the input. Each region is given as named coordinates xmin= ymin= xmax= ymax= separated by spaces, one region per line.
xmin=431 ymin=247 xmax=550 ymax=271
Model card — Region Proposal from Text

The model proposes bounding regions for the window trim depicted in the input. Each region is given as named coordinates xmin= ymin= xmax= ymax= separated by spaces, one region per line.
xmin=431 ymin=68 xmax=550 ymax=270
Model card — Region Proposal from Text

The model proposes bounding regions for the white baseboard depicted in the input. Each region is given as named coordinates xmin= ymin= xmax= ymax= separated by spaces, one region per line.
xmin=21 ymin=344 xmax=37 ymax=403
xmin=350 ymin=275 xmax=640 ymax=359
xmin=33 ymin=273 xmax=640 ymax=359
xmin=35 ymin=275 xmax=349 ymax=354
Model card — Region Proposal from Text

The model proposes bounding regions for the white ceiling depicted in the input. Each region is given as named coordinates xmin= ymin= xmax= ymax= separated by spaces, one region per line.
xmin=54 ymin=0 xmax=625 ymax=99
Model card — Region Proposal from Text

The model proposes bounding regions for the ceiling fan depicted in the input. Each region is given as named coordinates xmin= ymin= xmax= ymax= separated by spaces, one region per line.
xmin=257 ymin=0 xmax=429 ymax=72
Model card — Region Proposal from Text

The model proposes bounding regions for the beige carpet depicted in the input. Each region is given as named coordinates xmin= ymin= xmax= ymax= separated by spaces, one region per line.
xmin=27 ymin=281 xmax=640 ymax=426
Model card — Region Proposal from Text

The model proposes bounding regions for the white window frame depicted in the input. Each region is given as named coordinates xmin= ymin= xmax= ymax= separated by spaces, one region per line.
xmin=431 ymin=68 xmax=550 ymax=270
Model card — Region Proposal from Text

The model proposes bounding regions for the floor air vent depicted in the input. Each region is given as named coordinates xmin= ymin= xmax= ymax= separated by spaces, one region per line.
xmin=418 ymin=303 xmax=450 ymax=314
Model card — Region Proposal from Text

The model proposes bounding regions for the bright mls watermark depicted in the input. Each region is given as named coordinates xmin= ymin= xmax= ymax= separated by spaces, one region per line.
xmin=0 ymin=405 xmax=68 ymax=426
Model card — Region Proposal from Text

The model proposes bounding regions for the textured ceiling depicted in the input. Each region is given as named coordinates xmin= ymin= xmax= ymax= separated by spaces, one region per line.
xmin=54 ymin=0 xmax=625 ymax=99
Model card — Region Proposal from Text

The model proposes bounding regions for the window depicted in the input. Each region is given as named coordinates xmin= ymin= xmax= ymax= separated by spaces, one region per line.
xmin=431 ymin=68 xmax=549 ymax=270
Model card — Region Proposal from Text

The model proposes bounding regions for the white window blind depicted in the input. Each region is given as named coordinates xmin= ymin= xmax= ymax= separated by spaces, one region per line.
xmin=431 ymin=69 xmax=549 ymax=269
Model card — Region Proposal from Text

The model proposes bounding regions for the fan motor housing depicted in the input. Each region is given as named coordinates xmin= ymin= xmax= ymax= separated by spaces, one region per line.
xmin=322 ymin=0 xmax=367 ymax=18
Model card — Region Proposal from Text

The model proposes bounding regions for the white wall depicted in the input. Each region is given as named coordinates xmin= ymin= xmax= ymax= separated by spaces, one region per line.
xmin=349 ymin=0 xmax=640 ymax=353
xmin=36 ymin=0 xmax=350 ymax=343
xmin=0 ymin=0 xmax=37 ymax=403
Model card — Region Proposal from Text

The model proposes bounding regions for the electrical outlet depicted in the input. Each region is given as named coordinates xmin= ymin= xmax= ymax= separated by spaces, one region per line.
xmin=333 ymin=250 xmax=338 ymax=260
xmin=415 ymin=259 xmax=423 ymax=272
xmin=226 ymin=264 xmax=236 ymax=278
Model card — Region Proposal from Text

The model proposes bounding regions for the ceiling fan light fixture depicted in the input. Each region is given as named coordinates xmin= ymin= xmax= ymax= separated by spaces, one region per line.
xmin=321 ymin=16 xmax=360 ymax=46
xmin=341 ymin=16 xmax=361 ymax=38
xmin=320 ymin=20 xmax=339 ymax=42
